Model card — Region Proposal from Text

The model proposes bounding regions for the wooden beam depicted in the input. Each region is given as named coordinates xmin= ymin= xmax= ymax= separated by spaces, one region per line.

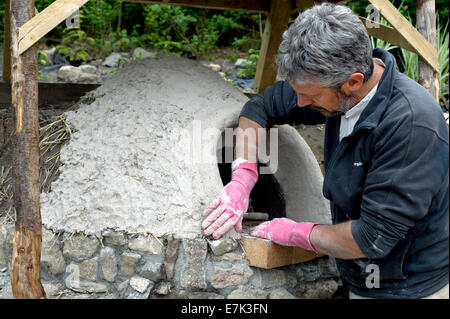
xmin=367 ymin=0 xmax=438 ymax=72
xmin=10 ymin=0 xmax=46 ymax=299
xmin=18 ymin=0 xmax=89 ymax=56
xmin=253 ymin=0 xmax=293 ymax=93
xmin=358 ymin=16 xmax=419 ymax=54
xmin=416 ymin=0 xmax=439 ymax=101
xmin=125 ymin=0 xmax=270 ymax=13
xmin=2 ymin=0 xmax=11 ymax=82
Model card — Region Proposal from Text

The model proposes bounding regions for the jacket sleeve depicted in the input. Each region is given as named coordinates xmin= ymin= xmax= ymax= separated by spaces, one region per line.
xmin=351 ymin=111 xmax=449 ymax=259
xmin=239 ymin=80 xmax=325 ymax=129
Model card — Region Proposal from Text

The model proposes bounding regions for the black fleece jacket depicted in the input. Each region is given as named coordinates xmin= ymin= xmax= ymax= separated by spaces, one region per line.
xmin=239 ymin=49 xmax=449 ymax=298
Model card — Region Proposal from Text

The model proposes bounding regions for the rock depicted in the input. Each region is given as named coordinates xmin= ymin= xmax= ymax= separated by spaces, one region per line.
xmin=62 ymin=233 xmax=99 ymax=262
xmin=100 ymin=247 xmax=118 ymax=282
xmin=132 ymin=48 xmax=154 ymax=59
xmin=155 ymin=281 xmax=171 ymax=295
xmin=128 ymin=235 xmax=163 ymax=254
xmin=138 ymin=254 xmax=164 ymax=282
xmin=102 ymin=230 xmax=126 ymax=246
xmin=78 ymin=258 xmax=99 ymax=281
xmin=178 ymin=291 xmax=224 ymax=299
xmin=209 ymin=262 xmax=253 ymax=289
xmin=179 ymin=239 xmax=207 ymax=290
xmin=234 ymin=58 xmax=251 ymax=67
xmin=79 ymin=64 xmax=97 ymax=74
xmin=42 ymin=281 xmax=64 ymax=298
xmin=66 ymin=279 xmax=108 ymax=294
xmin=57 ymin=65 xmax=101 ymax=83
xmin=125 ymin=279 xmax=154 ymax=299
xmin=295 ymin=279 xmax=339 ymax=299
xmin=0 ymin=224 xmax=13 ymax=269
xmin=41 ymin=228 xmax=66 ymax=276
xmin=250 ymin=268 xmax=287 ymax=289
xmin=227 ymin=285 xmax=268 ymax=299
xmin=207 ymin=237 xmax=238 ymax=256
xmin=130 ymin=276 xmax=151 ymax=293
xmin=39 ymin=48 xmax=56 ymax=66
xmin=208 ymin=63 xmax=221 ymax=72
xmin=117 ymin=280 xmax=129 ymax=298
xmin=103 ymin=52 xmax=122 ymax=67
xmin=268 ymin=287 xmax=297 ymax=299
xmin=318 ymin=257 xmax=340 ymax=279
xmin=164 ymin=236 xmax=180 ymax=281
xmin=120 ymin=252 xmax=141 ymax=276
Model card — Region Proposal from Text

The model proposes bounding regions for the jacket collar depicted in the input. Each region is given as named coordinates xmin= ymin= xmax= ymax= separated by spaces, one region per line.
xmin=352 ymin=48 xmax=397 ymax=131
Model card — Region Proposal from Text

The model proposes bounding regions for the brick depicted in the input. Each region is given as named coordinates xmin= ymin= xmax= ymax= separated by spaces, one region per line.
xmin=240 ymin=235 xmax=323 ymax=269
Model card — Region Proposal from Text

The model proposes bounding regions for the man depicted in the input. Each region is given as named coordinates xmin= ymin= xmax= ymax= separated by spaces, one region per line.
xmin=200 ymin=3 xmax=449 ymax=299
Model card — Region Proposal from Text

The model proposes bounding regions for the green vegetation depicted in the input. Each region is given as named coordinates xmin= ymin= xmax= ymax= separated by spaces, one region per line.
xmin=0 ymin=0 xmax=448 ymax=106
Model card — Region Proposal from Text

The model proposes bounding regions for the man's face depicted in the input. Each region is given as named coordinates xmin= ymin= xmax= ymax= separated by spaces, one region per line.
xmin=290 ymin=81 xmax=358 ymax=117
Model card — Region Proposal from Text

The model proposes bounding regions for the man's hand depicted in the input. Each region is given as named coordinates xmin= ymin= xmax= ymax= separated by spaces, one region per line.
xmin=250 ymin=217 xmax=322 ymax=252
xmin=201 ymin=159 xmax=258 ymax=239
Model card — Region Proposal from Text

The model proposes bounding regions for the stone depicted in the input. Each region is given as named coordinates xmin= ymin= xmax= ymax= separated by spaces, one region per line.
xmin=179 ymin=239 xmax=207 ymax=290
xmin=39 ymin=48 xmax=56 ymax=66
xmin=100 ymin=247 xmax=118 ymax=282
xmin=102 ymin=230 xmax=126 ymax=246
xmin=208 ymin=63 xmax=221 ymax=72
xmin=78 ymin=258 xmax=99 ymax=281
xmin=77 ymin=72 xmax=102 ymax=83
xmin=268 ymin=287 xmax=297 ymax=299
xmin=318 ymin=257 xmax=341 ymax=279
xmin=234 ymin=58 xmax=251 ymax=67
xmin=227 ymin=285 xmax=268 ymax=299
xmin=117 ymin=280 xmax=129 ymax=298
xmin=79 ymin=64 xmax=97 ymax=74
xmin=42 ymin=281 xmax=64 ymax=298
xmin=66 ymin=279 xmax=108 ymax=294
xmin=0 ymin=224 xmax=13 ymax=269
xmin=207 ymin=237 xmax=238 ymax=256
xmin=57 ymin=65 xmax=101 ymax=83
xmin=164 ymin=236 xmax=180 ymax=281
xmin=209 ymin=262 xmax=253 ymax=289
xmin=128 ymin=235 xmax=163 ymax=254
xmin=41 ymin=228 xmax=66 ymax=276
xmin=295 ymin=279 xmax=339 ymax=299
xmin=62 ymin=233 xmax=99 ymax=262
xmin=178 ymin=291 xmax=224 ymax=299
xmin=125 ymin=280 xmax=154 ymax=299
xmin=138 ymin=254 xmax=164 ymax=282
xmin=155 ymin=281 xmax=171 ymax=295
xmin=103 ymin=52 xmax=122 ymax=67
xmin=130 ymin=276 xmax=151 ymax=293
xmin=120 ymin=252 xmax=141 ymax=276
xmin=132 ymin=47 xmax=154 ymax=59
xmin=250 ymin=268 xmax=287 ymax=289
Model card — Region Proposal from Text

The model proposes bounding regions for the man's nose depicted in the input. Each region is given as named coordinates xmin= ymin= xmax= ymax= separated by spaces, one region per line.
xmin=297 ymin=95 xmax=314 ymax=107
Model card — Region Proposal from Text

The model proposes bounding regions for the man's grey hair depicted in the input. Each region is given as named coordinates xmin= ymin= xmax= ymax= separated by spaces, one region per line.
xmin=276 ymin=3 xmax=374 ymax=89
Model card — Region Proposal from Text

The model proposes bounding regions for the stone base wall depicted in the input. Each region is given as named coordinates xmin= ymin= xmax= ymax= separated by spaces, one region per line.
xmin=0 ymin=224 xmax=342 ymax=299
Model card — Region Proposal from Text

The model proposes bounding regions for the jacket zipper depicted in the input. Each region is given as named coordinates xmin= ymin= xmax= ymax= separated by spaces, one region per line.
xmin=323 ymin=125 xmax=374 ymax=199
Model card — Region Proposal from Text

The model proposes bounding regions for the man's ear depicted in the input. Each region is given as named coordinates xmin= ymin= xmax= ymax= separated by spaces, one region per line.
xmin=340 ymin=72 xmax=364 ymax=95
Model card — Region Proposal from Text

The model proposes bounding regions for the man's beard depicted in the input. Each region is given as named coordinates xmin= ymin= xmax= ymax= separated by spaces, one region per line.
xmin=311 ymin=90 xmax=358 ymax=118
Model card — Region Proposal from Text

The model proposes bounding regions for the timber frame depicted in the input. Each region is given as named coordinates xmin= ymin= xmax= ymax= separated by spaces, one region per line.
xmin=1 ymin=0 xmax=440 ymax=298
xmin=2 ymin=0 xmax=440 ymax=91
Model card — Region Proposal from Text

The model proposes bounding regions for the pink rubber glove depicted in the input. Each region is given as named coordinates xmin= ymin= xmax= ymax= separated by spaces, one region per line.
xmin=201 ymin=158 xmax=258 ymax=239
xmin=250 ymin=217 xmax=322 ymax=253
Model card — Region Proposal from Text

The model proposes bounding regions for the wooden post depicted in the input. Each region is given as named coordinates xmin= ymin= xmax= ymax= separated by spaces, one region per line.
xmin=253 ymin=0 xmax=293 ymax=93
xmin=10 ymin=0 xmax=46 ymax=299
xmin=2 ymin=0 xmax=11 ymax=82
xmin=416 ymin=0 xmax=439 ymax=101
